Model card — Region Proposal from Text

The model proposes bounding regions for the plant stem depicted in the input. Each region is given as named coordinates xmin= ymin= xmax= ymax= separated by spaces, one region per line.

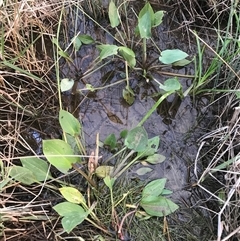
xmin=125 ymin=61 xmax=129 ymax=90
xmin=143 ymin=37 xmax=147 ymax=67
xmin=138 ymin=90 xmax=175 ymax=126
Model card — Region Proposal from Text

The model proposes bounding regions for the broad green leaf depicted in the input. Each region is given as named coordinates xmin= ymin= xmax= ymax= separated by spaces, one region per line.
xmin=103 ymin=176 xmax=115 ymax=189
xmin=153 ymin=11 xmax=165 ymax=27
xmin=104 ymin=133 xmax=117 ymax=150
xmin=53 ymin=202 xmax=85 ymax=216
xmin=172 ymin=58 xmax=191 ymax=67
xmin=159 ymin=78 xmax=181 ymax=92
xmin=78 ymin=34 xmax=94 ymax=44
xmin=109 ymin=1 xmax=120 ymax=28
xmin=159 ymin=49 xmax=188 ymax=64
xmin=140 ymin=196 xmax=179 ymax=217
xmin=97 ymin=44 xmax=119 ymax=60
xmin=59 ymin=187 xmax=85 ymax=204
xmin=60 ymin=78 xmax=74 ymax=92
xmin=62 ymin=211 xmax=87 ymax=233
xmin=118 ymin=47 xmax=136 ymax=68
xmin=142 ymin=178 xmax=167 ymax=198
xmin=43 ymin=139 xmax=79 ymax=173
xmin=124 ymin=126 xmax=148 ymax=152
xmin=53 ymin=202 xmax=87 ymax=233
xmin=66 ymin=133 xmax=79 ymax=155
xmin=138 ymin=2 xmax=154 ymax=26
xmin=20 ymin=157 xmax=52 ymax=181
xmin=9 ymin=166 xmax=37 ymax=185
xmin=138 ymin=11 xmax=152 ymax=39
xmin=122 ymin=88 xmax=135 ymax=105
xmin=95 ymin=166 xmax=114 ymax=178
xmin=136 ymin=167 xmax=153 ymax=175
xmin=59 ymin=110 xmax=81 ymax=136
xmin=146 ymin=154 xmax=166 ymax=164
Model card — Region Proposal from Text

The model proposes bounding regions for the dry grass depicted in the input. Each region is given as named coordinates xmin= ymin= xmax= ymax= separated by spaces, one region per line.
xmin=0 ymin=0 xmax=76 ymax=240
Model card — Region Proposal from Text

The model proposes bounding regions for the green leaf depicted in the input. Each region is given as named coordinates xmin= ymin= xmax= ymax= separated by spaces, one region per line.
xmin=122 ymin=88 xmax=135 ymax=105
xmin=59 ymin=110 xmax=81 ymax=136
xmin=159 ymin=49 xmax=188 ymax=64
xmin=146 ymin=154 xmax=166 ymax=164
xmin=95 ymin=166 xmax=114 ymax=178
xmin=72 ymin=37 xmax=82 ymax=51
xmin=138 ymin=11 xmax=152 ymax=39
xmin=97 ymin=44 xmax=119 ymax=60
xmin=104 ymin=133 xmax=117 ymax=150
xmin=140 ymin=196 xmax=179 ymax=217
xmin=135 ymin=167 xmax=153 ymax=175
xmin=142 ymin=178 xmax=167 ymax=198
xmin=124 ymin=126 xmax=148 ymax=152
xmin=172 ymin=58 xmax=191 ymax=67
xmin=53 ymin=202 xmax=88 ymax=233
xmin=138 ymin=3 xmax=154 ymax=26
xmin=43 ymin=139 xmax=79 ymax=173
xmin=235 ymin=91 xmax=240 ymax=99
xmin=53 ymin=202 xmax=85 ymax=216
xmin=138 ymin=136 xmax=160 ymax=157
xmin=118 ymin=46 xmax=136 ymax=68
xmin=9 ymin=166 xmax=37 ymax=185
xmin=103 ymin=175 xmax=115 ymax=189
xmin=59 ymin=187 xmax=85 ymax=204
xmin=109 ymin=1 xmax=120 ymax=28
xmin=20 ymin=157 xmax=52 ymax=181
xmin=161 ymin=189 xmax=173 ymax=195
xmin=159 ymin=78 xmax=181 ymax=92
xmin=60 ymin=78 xmax=74 ymax=92
xmin=62 ymin=211 xmax=87 ymax=233
xmin=120 ymin=129 xmax=128 ymax=139
xmin=78 ymin=34 xmax=94 ymax=44
xmin=153 ymin=11 xmax=165 ymax=27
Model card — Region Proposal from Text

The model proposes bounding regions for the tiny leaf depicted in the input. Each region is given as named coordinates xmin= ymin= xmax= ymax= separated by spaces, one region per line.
xmin=159 ymin=78 xmax=181 ymax=92
xmin=95 ymin=166 xmax=114 ymax=178
xmin=123 ymin=88 xmax=135 ymax=105
xmin=59 ymin=187 xmax=85 ymax=204
xmin=103 ymin=175 xmax=115 ymax=189
xmin=104 ymin=133 xmax=117 ymax=150
xmin=153 ymin=11 xmax=165 ymax=27
xmin=146 ymin=154 xmax=166 ymax=164
xmin=135 ymin=167 xmax=153 ymax=175
xmin=109 ymin=1 xmax=120 ymax=28
xmin=59 ymin=110 xmax=81 ymax=136
xmin=118 ymin=47 xmax=136 ymax=68
xmin=78 ymin=34 xmax=94 ymax=44
xmin=97 ymin=44 xmax=119 ymax=60
xmin=72 ymin=37 xmax=82 ymax=51
xmin=172 ymin=58 xmax=191 ymax=67
xmin=61 ymin=78 xmax=74 ymax=92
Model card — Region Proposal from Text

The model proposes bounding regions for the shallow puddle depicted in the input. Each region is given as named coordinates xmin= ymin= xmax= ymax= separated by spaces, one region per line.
xmin=56 ymin=5 xmax=216 ymax=239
